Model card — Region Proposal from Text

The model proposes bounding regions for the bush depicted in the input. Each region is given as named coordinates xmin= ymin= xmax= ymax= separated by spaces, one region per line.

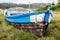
xmin=33 ymin=6 xmax=47 ymax=12
xmin=51 ymin=4 xmax=60 ymax=10
xmin=51 ymin=6 xmax=56 ymax=10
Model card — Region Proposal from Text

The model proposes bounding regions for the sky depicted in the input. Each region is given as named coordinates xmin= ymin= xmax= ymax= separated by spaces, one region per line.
xmin=0 ymin=0 xmax=58 ymax=4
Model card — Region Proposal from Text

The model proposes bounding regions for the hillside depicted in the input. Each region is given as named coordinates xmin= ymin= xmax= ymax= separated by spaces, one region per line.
xmin=0 ymin=3 xmax=46 ymax=9
xmin=0 ymin=8 xmax=60 ymax=40
xmin=0 ymin=3 xmax=60 ymax=40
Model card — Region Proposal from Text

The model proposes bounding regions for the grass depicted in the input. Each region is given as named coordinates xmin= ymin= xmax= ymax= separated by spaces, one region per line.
xmin=0 ymin=10 xmax=60 ymax=40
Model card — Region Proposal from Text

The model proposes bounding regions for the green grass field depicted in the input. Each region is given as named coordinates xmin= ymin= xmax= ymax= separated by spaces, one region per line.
xmin=0 ymin=10 xmax=60 ymax=40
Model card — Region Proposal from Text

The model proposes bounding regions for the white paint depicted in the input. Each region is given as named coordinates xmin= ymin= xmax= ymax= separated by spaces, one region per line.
xmin=30 ymin=15 xmax=36 ymax=22
xmin=48 ymin=14 xmax=52 ymax=23
xmin=37 ymin=14 xmax=45 ymax=22
xmin=7 ymin=11 xmax=28 ymax=13
xmin=30 ymin=14 xmax=45 ymax=22
xmin=7 ymin=11 xmax=31 ymax=16
xmin=4 ymin=9 xmax=7 ymax=16
xmin=48 ymin=10 xmax=53 ymax=23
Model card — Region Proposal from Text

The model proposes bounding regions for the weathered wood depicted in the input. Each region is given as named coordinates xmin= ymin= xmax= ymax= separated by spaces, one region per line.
xmin=10 ymin=22 xmax=48 ymax=36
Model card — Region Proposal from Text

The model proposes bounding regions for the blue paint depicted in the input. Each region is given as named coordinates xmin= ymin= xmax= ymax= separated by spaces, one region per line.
xmin=6 ymin=15 xmax=30 ymax=23
xmin=6 ymin=10 xmax=46 ymax=18
xmin=5 ymin=7 xmax=51 ymax=23
xmin=44 ymin=11 xmax=50 ymax=22
xmin=44 ymin=7 xmax=51 ymax=22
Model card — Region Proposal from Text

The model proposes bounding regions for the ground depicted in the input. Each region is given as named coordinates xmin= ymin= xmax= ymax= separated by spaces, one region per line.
xmin=0 ymin=10 xmax=60 ymax=40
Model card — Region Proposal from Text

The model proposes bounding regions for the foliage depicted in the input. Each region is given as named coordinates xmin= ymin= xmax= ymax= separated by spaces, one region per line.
xmin=0 ymin=4 xmax=60 ymax=40
xmin=0 ymin=3 xmax=46 ymax=9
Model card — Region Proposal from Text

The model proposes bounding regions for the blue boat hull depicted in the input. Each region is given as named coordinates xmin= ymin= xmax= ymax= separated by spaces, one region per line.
xmin=4 ymin=10 xmax=51 ymax=23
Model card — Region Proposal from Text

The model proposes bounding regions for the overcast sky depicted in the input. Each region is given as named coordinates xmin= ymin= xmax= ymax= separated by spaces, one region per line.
xmin=0 ymin=0 xmax=58 ymax=4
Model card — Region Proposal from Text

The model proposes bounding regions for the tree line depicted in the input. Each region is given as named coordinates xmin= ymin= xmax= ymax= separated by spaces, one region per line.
xmin=0 ymin=3 xmax=44 ymax=9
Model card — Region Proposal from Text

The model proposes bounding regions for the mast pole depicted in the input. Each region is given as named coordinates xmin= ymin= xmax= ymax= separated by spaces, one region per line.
xmin=29 ymin=0 xmax=30 ymax=9
xmin=26 ymin=0 xmax=30 ymax=9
